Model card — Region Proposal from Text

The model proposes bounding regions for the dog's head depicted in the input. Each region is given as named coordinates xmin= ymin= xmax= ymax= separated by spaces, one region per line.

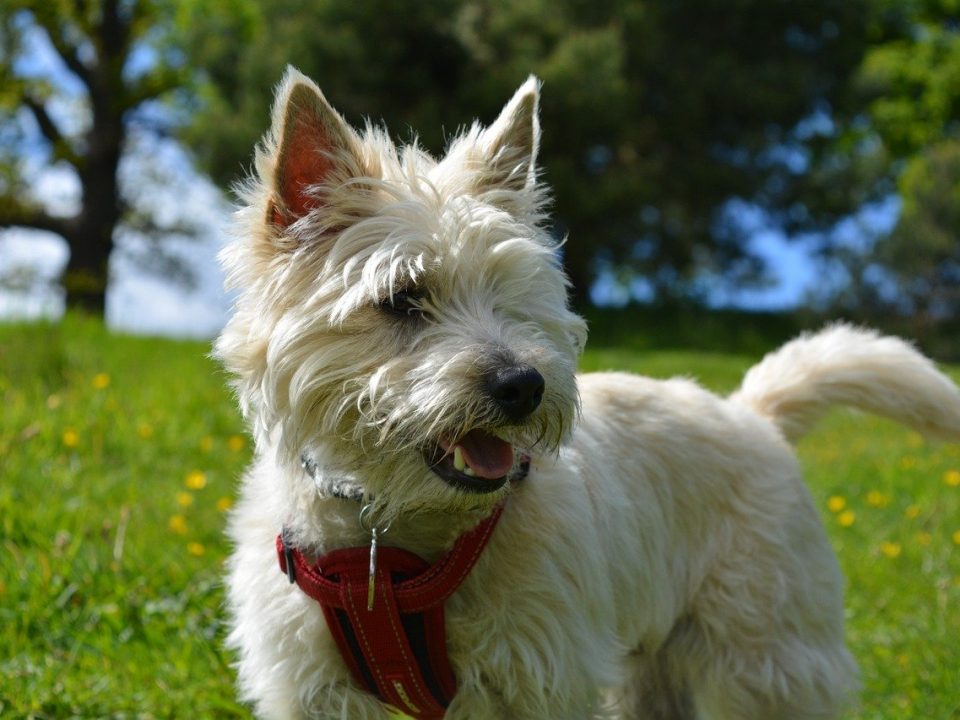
xmin=217 ymin=67 xmax=587 ymax=516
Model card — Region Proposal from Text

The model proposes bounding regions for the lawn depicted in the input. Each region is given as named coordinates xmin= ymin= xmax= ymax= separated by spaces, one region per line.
xmin=1 ymin=314 xmax=958 ymax=719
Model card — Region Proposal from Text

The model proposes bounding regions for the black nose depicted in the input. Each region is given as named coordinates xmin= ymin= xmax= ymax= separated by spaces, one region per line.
xmin=485 ymin=365 xmax=545 ymax=421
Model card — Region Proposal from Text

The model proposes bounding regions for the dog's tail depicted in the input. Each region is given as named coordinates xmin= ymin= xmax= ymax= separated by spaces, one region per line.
xmin=729 ymin=324 xmax=960 ymax=444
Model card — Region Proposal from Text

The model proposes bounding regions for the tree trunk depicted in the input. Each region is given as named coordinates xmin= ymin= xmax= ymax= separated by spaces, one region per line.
xmin=63 ymin=228 xmax=109 ymax=315
xmin=66 ymin=77 xmax=124 ymax=317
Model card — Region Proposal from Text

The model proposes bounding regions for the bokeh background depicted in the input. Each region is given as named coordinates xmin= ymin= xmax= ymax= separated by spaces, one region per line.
xmin=3 ymin=0 xmax=960 ymax=349
xmin=2 ymin=1 xmax=959 ymax=718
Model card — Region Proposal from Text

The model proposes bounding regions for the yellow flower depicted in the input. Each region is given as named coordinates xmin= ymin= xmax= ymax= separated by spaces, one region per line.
xmin=168 ymin=515 xmax=188 ymax=535
xmin=137 ymin=423 xmax=154 ymax=439
xmin=953 ymin=530 xmax=960 ymax=546
xmin=906 ymin=432 xmax=924 ymax=449
xmin=916 ymin=531 xmax=932 ymax=546
xmin=899 ymin=456 xmax=917 ymax=470
xmin=176 ymin=492 xmax=194 ymax=507
xmin=944 ymin=470 xmax=960 ymax=487
xmin=897 ymin=653 xmax=910 ymax=667
xmin=838 ymin=511 xmax=855 ymax=527
xmin=880 ymin=541 xmax=901 ymax=559
xmin=62 ymin=429 xmax=79 ymax=448
xmin=228 ymin=435 xmax=246 ymax=452
xmin=216 ymin=496 xmax=234 ymax=512
xmin=199 ymin=436 xmax=214 ymax=453
xmin=905 ymin=504 xmax=921 ymax=520
xmin=827 ymin=496 xmax=846 ymax=513
xmin=187 ymin=542 xmax=205 ymax=556
xmin=866 ymin=491 xmax=890 ymax=508
xmin=185 ymin=471 xmax=207 ymax=490
xmin=92 ymin=372 xmax=110 ymax=390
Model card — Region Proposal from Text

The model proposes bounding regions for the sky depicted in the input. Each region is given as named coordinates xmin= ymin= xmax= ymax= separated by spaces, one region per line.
xmin=0 ymin=21 xmax=899 ymax=339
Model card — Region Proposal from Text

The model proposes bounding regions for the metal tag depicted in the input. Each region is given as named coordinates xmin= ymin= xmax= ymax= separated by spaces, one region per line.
xmin=367 ymin=527 xmax=378 ymax=611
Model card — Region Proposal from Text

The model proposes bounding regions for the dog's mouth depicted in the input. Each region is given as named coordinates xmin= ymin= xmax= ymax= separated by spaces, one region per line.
xmin=426 ymin=429 xmax=527 ymax=493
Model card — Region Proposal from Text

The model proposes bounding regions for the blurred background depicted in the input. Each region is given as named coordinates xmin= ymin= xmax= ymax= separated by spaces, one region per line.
xmin=3 ymin=0 xmax=960 ymax=352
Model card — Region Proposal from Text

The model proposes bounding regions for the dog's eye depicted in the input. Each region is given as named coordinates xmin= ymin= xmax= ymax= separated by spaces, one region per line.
xmin=380 ymin=289 xmax=424 ymax=318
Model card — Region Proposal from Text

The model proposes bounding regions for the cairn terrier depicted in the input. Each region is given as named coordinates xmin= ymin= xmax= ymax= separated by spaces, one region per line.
xmin=216 ymin=67 xmax=960 ymax=719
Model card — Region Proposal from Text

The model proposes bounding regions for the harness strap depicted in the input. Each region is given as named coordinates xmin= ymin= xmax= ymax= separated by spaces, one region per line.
xmin=277 ymin=505 xmax=503 ymax=718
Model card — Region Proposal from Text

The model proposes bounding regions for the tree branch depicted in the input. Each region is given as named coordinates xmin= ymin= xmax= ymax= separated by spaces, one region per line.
xmin=0 ymin=195 xmax=71 ymax=237
xmin=22 ymin=95 xmax=82 ymax=169
xmin=30 ymin=9 xmax=94 ymax=90
xmin=123 ymin=67 xmax=186 ymax=111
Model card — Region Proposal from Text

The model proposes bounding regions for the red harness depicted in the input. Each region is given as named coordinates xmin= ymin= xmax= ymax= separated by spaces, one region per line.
xmin=277 ymin=505 xmax=503 ymax=719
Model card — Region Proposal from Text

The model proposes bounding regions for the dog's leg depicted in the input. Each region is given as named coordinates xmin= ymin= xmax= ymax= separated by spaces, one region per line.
xmin=619 ymin=644 xmax=696 ymax=720
xmin=676 ymin=616 xmax=859 ymax=720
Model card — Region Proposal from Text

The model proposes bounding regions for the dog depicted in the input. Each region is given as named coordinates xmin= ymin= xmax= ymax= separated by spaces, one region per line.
xmin=215 ymin=67 xmax=960 ymax=719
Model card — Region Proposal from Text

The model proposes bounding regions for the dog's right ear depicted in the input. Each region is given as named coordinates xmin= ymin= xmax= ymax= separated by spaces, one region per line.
xmin=266 ymin=67 xmax=362 ymax=229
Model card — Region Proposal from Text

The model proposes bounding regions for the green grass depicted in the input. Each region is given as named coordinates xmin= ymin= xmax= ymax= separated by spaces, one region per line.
xmin=2 ymin=314 xmax=958 ymax=718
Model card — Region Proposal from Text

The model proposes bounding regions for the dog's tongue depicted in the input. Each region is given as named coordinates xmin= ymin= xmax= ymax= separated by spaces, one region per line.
xmin=449 ymin=430 xmax=514 ymax=480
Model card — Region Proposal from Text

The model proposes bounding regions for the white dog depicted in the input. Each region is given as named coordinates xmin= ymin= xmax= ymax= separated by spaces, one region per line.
xmin=216 ymin=67 xmax=960 ymax=719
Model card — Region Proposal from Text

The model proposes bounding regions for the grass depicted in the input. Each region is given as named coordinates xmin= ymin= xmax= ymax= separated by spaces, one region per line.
xmin=2 ymin=313 xmax=959 ymax=719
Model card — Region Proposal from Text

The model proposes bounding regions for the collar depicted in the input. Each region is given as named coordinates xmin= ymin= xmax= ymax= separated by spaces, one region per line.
xmin=301 ymin=453 xmax=531 ymax=504
xmin=301 ymin=453 xmax=367 ymax=503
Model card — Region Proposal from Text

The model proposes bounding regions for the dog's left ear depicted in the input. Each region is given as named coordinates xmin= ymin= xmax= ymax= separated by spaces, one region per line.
xmin=477 ymin=76 xmax=541 ymax=193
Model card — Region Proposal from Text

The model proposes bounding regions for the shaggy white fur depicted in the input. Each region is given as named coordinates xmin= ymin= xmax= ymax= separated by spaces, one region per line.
xmin=216 ymin=68 xmax=960 ymax=720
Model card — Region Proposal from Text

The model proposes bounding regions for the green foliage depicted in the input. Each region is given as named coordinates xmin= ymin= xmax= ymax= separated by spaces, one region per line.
xmin=179 ymin=0 xmax=881 ymax=305
xmin=2 ymin=315 xmax=959 ymax=717
xmin=881 ymin=140 xmax=960 ymax=318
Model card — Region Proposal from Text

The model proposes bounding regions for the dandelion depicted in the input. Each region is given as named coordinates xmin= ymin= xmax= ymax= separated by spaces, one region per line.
xmin=168 ymin=515 xmax=188 ymax=535
xmin=916 ymin=531 xmax=932 ymax=546
xmin=137 ymin=423 xmax=154 ymax=439
xmin=228 ymin=435 xmax=246 ymax=452
xmin=880 ymin=541 xmax=901 ymax=559
xmin=827 ymin=496 xmax=846 ymax=513
xmin=199 ymin=436 xmax=214 ymax=453
xmin=187 ymin=542 xmax=205 ymax=556
xmin=905 ymin=504 xmax=921 ymax=520
xmin=92 ymin=373 xmax=110 ymax=390
xmin=216 ymin=496 xmax=233 ymax=512
xmin=838 ymin=511 xmax=855 ymax=527
xmin=185 ymin=471 xmax=207 ymax=490
xmin=866 ymin=490 xmax=890 ymax=508
xmin=953 ymin=530 xmax=960 ymax=546
xmin=62 ymin=429 xmax=79 ymax=448
xmin=176 ymin=492 xmax=194 ymax=508
xmin=944 ymin=470 xmax=960 ymax=487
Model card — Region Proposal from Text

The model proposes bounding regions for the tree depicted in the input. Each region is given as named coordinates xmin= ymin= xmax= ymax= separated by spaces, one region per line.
xmin=0 ymin=0 xmax=188 ymax=314
xmin=877 ymin=141 xmax=960 ymax=322
xmin=815 ymin=1 xmax=960 ymax=324
xmin=181 ymin=0 xmax=884 ymax=308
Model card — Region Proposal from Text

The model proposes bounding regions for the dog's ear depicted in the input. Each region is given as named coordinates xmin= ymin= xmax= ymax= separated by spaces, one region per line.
xmin=478 ymin=76 xmax=541 ymax=193
xmin=267 ymin=67 xmax=362 ymax=228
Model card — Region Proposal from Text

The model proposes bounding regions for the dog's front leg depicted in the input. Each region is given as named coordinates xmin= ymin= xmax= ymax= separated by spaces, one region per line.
xmin=255 ymin=682 xmax=395 ymax=720
xmin=445 ymin=683 xmax=605 ymax=720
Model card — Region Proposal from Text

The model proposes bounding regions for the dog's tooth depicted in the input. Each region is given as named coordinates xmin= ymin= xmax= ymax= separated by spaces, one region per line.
xmin=453 ymin=446 xmax=466 ymax=472
xmin=463 ymin=467 xmax=475 ymax=477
